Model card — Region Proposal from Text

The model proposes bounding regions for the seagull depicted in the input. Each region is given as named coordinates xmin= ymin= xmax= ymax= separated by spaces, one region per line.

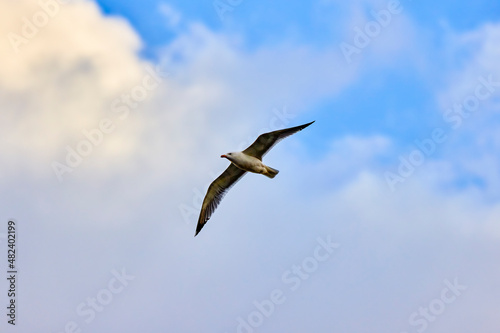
xmin=195 ymin=121 xmax=314 ymax=236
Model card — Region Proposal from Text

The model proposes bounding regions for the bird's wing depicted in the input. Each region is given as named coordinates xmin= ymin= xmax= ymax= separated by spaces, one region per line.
xmin=242 ymin=121 xmax=315 ymax=160
xmin=195 ymin=164 xmax=247 ymax=236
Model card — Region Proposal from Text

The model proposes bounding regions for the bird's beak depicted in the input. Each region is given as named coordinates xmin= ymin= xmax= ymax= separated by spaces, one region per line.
xmin=221 ymin=155 xmax=227 ymax=158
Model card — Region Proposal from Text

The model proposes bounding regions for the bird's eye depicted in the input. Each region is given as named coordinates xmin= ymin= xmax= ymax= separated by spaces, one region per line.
xmin=228 ymin=153 xmax=232 ymax=155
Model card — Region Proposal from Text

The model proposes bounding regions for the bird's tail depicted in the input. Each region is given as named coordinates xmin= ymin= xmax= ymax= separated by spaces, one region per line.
xmin=264 ymin=165 xmax=279 ymax=179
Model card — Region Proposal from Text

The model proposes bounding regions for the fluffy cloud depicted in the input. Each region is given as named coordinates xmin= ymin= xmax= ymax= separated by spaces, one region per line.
xmin=0 ymin=0 xmax=150 ymax=180
xmin=0 ymin=0 xmax=363 ymax=186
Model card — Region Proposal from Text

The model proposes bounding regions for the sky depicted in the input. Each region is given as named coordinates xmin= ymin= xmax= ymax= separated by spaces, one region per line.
xmin=1 ymin=0 xmax=500 ymax=332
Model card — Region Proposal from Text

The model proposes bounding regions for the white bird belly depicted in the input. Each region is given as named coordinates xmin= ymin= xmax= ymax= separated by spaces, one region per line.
xmin=231 ymin=153 xmax=266 ymax=174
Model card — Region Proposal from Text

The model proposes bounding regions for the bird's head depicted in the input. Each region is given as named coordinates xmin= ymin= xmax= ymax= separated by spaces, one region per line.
xmin=220 ymin=152 xmax=235 ymax=161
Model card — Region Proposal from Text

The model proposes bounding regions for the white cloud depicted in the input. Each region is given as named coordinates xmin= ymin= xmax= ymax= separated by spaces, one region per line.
xmin=0 ymin=0 xmax=150 ymax=179
xmin=438 ymin=22 xmax=500 ymax=112
xmin=433 ymin=22 xmax=500 ymax=197
xmin=0 ymin=0 xmax=364 ymax=185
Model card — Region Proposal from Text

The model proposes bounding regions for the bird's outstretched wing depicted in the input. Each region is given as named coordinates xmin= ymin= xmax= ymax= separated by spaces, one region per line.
xmin=242 ymin=121 xmax=315 ymax=160
xmin=195 ymin=164 xmax=247 ymax=236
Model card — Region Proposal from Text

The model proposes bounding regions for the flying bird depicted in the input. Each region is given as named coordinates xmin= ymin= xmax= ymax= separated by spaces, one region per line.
xmin=195 ymin=121 xmax=314 ymax=236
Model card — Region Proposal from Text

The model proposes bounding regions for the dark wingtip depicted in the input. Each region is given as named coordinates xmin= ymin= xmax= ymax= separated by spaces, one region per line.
xmin=194 ymin=223 xmax=203 ymax=237
xmin=299 ymin=120 xmax=315 ymax=131
xmin=300 ymin=120 xmax=315 ymax=128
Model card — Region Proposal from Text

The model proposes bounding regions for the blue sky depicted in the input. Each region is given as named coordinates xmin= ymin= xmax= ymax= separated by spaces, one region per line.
xmin=1 ymin=0 xmax=500 ymax=332
xmin=93 ymin=0 xmax=498 ymax=162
